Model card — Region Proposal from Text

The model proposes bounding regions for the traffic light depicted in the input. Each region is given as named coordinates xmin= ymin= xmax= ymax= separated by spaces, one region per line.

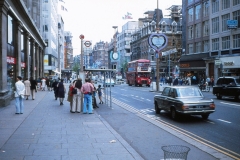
xmin=151 ymin=68 xmax=154 ymax=74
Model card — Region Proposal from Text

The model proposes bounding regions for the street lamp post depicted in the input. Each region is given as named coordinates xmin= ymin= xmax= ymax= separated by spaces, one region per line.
xmin=79 ymin=34 xmax=84 ymax=110
xmin=156 ymin=0 xmax=160 ymax=92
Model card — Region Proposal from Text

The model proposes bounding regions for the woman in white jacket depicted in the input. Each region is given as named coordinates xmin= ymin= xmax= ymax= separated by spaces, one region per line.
xmin=14 ymin=76 xmax=25 ymax=114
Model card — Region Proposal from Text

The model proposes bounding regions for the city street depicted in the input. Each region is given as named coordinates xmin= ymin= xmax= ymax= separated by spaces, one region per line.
xmin=99 ymin=82 xmax=240 ymax=159
xmin=0 ymin=82 xmax=238 ymax=160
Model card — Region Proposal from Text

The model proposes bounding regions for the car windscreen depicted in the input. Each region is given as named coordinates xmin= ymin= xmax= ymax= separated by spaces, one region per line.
xmin=176 ymin=88 xmax=203 ymax=97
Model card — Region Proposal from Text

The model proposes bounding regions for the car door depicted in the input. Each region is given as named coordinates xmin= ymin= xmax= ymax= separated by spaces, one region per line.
xmin=165 ymin=88 xmax=176 ymax=111
xmin=161 ymin=87 xmax=171 ymax=110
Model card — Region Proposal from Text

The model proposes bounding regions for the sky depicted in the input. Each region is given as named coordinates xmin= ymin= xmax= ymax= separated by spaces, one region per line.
xmin=61 ymin=0 xmax=182 ymax=55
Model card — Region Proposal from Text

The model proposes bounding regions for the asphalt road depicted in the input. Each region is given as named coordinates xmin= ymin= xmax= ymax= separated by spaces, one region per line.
xmin=99 ymin=83 xmax=240 ymax=159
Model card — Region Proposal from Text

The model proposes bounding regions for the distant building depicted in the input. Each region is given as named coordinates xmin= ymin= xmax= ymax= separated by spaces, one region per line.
xmin=92 ymin=41 xmax=109 ymax=69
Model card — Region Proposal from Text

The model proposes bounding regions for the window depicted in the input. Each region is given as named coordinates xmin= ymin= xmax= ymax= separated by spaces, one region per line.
xmin=195 ymin=23 xmax=201 ymax=38
xmin=188 ymin=0 xmax=193 ymax=4
xmin=203 ymin=40 xmax=209 ymax=52
xmin=212 ymin=17 xmax=219 ymax=34
xmin=195 ymin=4 xmax=201 ymax=20
xmin=212 ymin=38 xmax=219 ymax=51
xmin=233 ymin=0 xmax=240 ymax=5
xmin=188 ymin=43 xmax=193 ymax=54
xmin=203 ymin=1 xmax=209 ymax=17
xmin=195 ymin=42 xmax=201 ymax=53
xmin=233 ymin=34 xmax=240 ymax=48
xmin=222 ymin=0 xmax=230 ymax=9
xmin=203 ymin=20 xmax=209 ymax=36
xmin=188 ymin=26 xmax=193 ymax=39
xmin=222 ymin=36 xmax=230 ymax=50
xmin=212 ymin=0 xmax=219 ymax=13
xmin=233 ymin=10 xmax=240 ymax=28
xmin=222 ymin=14 xmax=230 ymax=31
xmin=8 ymin=15 xmax=13 ymax=44
xmin=188 ymin=8 xmax=193 ymax=22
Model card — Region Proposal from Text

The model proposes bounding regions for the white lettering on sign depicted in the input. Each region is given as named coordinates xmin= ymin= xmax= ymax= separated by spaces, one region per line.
xmin=223 ymin=61 xmax=234 ymax=66
xmin=7 ymin=56 xmax=16 ymax=64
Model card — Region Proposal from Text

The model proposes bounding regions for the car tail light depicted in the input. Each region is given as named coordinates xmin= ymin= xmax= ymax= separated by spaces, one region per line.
xmin=182 ymin=104 xmax=189 ymax=110
xmin=210 ymin=103 xmax=215 ymax=109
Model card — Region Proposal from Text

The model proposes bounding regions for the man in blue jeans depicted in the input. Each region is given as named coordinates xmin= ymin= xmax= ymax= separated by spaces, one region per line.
xmin=80 ymin=78 xmax=94 ymax=114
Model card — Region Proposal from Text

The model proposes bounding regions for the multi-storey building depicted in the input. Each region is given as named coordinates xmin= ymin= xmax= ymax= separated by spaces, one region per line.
xmin=0 ymin=0 xmax=45 ymax=107
xmin=42 ymin=0 xmax=59 ymax=77
xmin=62 ymin=31 xmax=73 ymax=79
xmin=57 ymin=15 xmax=64 ymax=78
xmin=181 ymin=0 xmax=240 ymax=83
xmin=117 ymin=21 xmax=138 ymax=68
xmin=131 ymin=7 xmax=182 ymax=77
xmin=92 ymin=41 xmax=109 ymax=69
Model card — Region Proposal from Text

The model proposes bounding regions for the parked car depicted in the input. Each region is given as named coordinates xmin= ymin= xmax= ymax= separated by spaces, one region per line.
xmin=213 ymin=77 xmax=240 ymax=101
xmin=154 ymin=86 xmax=215 ymax=120
xmin=103 ymin=78 xmax=115 ymax=87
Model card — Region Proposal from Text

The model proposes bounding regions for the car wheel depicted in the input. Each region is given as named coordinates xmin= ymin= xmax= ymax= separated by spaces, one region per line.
xmin=171 ymin=108 xmax=178 ymax=120
xmin=155 ymin=102 xmax=160 ymax=114
xmin=202 ymin=114 xmax=209 ymax=119
xmin=235 ymin=94 xmax=240 ymax=101
xmin=112 ymin=85 xmax=114 ymax=87
xmin=216 ymin=93 xmax=222 ymax=99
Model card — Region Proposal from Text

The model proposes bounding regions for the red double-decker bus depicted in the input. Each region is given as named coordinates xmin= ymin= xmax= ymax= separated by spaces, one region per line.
xmin=126 ymin=59 xmax=151 ymax=87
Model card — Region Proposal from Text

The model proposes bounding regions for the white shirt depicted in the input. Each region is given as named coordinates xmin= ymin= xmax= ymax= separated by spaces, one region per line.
xmin=14 ymin=80 xmax=25 ymax=97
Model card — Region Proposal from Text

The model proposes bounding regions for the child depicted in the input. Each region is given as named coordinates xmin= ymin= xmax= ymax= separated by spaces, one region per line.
xmin=97 ymin=85 xmax=103 ymax=104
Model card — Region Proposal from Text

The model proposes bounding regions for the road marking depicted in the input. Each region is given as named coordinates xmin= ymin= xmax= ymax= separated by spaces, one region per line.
xmin=119 ymin=98 xmax=130 ymax=102
xmin=220 ymin=102 xmax=240 ymax=107
xmin=146 ymin=99 xmax=151 ymax=101
xmin=217 ymin=119 xmax=231 ymax=124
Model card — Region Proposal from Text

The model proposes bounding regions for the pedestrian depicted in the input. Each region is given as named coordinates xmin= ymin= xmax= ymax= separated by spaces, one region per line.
xmin=41 ymin=77 xmax=46 ymax=91
xmin=81 ymin=78 xmax=94 ymax=114
xmin=24 ymin=78 xmax=31 ymax=100
xmin=210 ymin=76 xmax=214 ymax=87
xmin=97 ymin=84 xmax=104 ymax=104
xmin=91 ymin=80 xmax=99 ymax=108
xmin=173 ymin=77 xmax=178 ymax=86
xmin=52 ymin=79 xmax=59 ymax=100
xmin=14 ymin=76 xmax=25 ymax=114
xmin=71 ymin=78 xmax=82 ymax=113
xmin=37 ymin=78 xmax=41 ymax=91
xmin=46 ymin=77 xmax=50 ymax=91
xmin=57 ymin=79 xmax=66 ymax=105
xmin=29 ymin=77 xmax=37 ymax=100
xmin=67 ymin=83 xmax=73 ymax=112
xmin=49 ymin=78 xmax=53 ymax=91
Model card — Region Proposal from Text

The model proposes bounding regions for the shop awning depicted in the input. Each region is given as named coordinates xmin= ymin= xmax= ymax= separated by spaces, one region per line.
xmin=53 ymin=70 xmax=61 ymax=74
xmin=180 ymin=53 xmax=209 ymax=62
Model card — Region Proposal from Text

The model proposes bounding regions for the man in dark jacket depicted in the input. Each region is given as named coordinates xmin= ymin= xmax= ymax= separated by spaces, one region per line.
xmin=52 ymin=79 xmax=59 ymax=100
xmin=29 ymin=77 xmax=37 ymax=100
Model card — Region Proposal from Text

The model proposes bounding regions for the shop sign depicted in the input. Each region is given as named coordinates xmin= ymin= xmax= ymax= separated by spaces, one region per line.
xmin=21 ymin=63 xmax=25 ymax=68
xmin=180 ymin=63 xmax=190 ymax=68
xmin=7 ymin=56 xmax=16 ymax=64
xmin=214 ymin=60 xmax=221 ymax=65
xmin=223 ymin=61 xmax=234 ymax=66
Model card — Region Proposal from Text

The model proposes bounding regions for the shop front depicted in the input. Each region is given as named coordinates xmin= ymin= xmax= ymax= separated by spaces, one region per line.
xmin=219 ymin=56 xmax=240 ymax=77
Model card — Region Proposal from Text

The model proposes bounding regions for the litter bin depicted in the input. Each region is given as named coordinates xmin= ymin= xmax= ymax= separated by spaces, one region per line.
xmin=162 ymin=145 xmax=190 ymax=160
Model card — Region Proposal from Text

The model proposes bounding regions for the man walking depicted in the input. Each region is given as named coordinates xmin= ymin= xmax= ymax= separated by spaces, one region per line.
xmin=14 ymin=76 xmax=25 ymax=114
xmin=81 ymin=78 xmax=94 ymax=114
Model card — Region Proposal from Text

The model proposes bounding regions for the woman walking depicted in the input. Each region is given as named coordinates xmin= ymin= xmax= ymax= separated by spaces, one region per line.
xmin=29 ymin=77 xmax=37 ymax=100
xmin=57 ymin=79 xmax=66 ymax=105
xmin=24 ymin=78 xmax=31 ymax=100
xmin=72 ymin=78 xmax=82 ymax=113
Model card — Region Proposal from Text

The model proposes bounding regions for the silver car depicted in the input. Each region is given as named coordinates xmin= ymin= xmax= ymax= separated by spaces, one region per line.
xmin=154 ymin=86 xmax=215 ymax=120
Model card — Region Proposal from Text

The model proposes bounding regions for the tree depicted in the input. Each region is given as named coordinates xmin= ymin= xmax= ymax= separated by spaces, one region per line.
xmin=72 ymin=63 xmax=80 ymax=73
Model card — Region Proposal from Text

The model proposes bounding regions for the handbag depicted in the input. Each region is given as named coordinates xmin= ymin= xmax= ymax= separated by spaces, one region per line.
xmin=72 ymin=88 xmax=77 ymax=94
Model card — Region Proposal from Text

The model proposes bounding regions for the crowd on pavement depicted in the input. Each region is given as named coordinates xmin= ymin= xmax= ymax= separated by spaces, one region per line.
xmin=13 ymin=76 xmax=104 ymax=115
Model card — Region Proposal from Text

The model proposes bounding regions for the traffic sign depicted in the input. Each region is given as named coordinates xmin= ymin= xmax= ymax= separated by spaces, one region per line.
xmin=79 ymin=34 xmax=84 ymax=39
xmin=84 ymin=41 xmax=92 ymax=47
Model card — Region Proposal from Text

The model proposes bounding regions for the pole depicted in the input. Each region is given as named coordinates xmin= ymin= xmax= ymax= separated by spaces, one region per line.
xmin=156 ymin=0 xmax=160 ymax=91
xmin=79 ymin=34 xmax=84 ymax=110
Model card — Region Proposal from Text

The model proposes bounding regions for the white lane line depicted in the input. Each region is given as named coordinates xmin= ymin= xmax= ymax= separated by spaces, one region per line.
xmin=146 ymin=99 xmax=151 ymax=101
xmin=141 ymin=97 xmax=144 ymax=99
xmin=217 ymin=119 xmax=232 ymax=124
xmin=119 ymin=98 xmax=130 ymax=102
xmin=220 ymin=102 xmax=240 ymax=107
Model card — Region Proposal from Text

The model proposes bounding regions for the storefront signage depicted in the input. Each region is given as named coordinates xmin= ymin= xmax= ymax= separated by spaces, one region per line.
xmin=7 ymin=56 xmax=16 ymax=64
xmin=223 ymin=61 xmax=234 ymax=66
xmin=21 ymin=63 xmax=25 ymax=68
xmin=180 ymin=63 xmax=190 ymax=68
xmin=214 ymin=60 xmax=221 ymax=65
